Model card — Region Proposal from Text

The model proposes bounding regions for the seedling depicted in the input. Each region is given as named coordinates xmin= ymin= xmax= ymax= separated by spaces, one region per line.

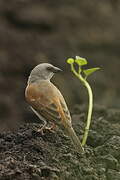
xmin=67 ymin=56 xmax=100 ymax=146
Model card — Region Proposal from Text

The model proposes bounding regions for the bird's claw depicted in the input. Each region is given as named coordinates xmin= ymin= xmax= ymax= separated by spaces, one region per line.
xmin=32 ymin=123 xmax=56 ymax=135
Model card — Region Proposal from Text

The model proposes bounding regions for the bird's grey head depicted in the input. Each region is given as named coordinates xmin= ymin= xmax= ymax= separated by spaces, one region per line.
xmin=28 ymin=63 xmax=62 ymax=84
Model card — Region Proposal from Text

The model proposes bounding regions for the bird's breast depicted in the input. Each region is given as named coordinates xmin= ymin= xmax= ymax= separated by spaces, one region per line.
xmin=25 ymin=81 xmax=54 ymax=106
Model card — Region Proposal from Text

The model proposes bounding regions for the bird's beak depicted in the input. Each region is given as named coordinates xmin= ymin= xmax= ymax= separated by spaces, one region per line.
xmin=52 ymin=67 xmax=62 ymax=73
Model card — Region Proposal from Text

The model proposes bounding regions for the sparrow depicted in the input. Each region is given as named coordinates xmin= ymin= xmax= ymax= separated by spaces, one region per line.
xmin=25 ymin=63 xmax=84 ymax=152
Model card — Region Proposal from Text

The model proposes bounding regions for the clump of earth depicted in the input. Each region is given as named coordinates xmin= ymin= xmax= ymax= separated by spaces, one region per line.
xmin=0 ymin=105 xmax=120 ymax=180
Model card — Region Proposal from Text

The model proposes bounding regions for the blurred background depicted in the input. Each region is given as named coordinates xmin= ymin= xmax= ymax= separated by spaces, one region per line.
xmin=0 ymin=0 xmax=120 ymax=129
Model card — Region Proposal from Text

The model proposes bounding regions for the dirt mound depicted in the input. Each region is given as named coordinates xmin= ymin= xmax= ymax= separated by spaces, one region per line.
xmin=0 ymin=105 xmax=120 ymax=180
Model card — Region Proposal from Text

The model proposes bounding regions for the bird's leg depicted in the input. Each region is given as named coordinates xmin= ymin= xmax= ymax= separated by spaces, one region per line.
xmin=30 ymin=107 xmax=47 ymax=135
xmin=36 ymin=120 xmax=47 ymax=135
xmin=30 ymin=107 xmax=56 ymax=134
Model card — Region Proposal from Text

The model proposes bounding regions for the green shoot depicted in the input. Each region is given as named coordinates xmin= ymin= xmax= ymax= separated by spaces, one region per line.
xmin=67 ymin=56 xmax=100 ymax=147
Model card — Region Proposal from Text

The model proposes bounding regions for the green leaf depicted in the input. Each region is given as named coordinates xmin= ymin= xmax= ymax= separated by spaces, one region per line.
xmin=75 ymin=56 xmax=87 ymax=66
xmin=83 ymin=67 xmax=100 ymax=77
xmin=67 ymin=58 xmax=74 ymax=64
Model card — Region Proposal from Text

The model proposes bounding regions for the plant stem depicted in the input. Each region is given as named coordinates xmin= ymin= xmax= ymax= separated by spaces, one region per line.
xmin=81 ymin=80 xmax=93 ymax=146
xmin=71 ymin=64 xmax=93 ymax=146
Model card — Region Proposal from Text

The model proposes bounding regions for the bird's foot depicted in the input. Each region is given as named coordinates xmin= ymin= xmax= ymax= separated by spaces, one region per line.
xmin=35 ymin=127 xmax=45 ymax=135
xmin=32 ymin=123 xmax=46 ymax=135
xmin=33 ymin=123 xmax=56 ymax=135
xmin=44 ymin=126 xmax=56 ymax=133
xmin=43 ymin=123 xmax=56 ymax=134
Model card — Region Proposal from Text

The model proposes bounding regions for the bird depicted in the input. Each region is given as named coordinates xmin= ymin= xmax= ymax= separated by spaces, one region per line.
xmin=25 ymin=63 xmax=84 ymax=153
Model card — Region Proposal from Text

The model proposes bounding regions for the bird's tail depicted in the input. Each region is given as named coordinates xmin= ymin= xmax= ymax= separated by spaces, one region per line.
xmin=65 ymin=125 xmax=84 ymax=153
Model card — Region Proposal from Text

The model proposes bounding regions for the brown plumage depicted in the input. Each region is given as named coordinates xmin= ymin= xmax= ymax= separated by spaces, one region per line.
xmin=25 ymin=63 xmax=84 ymax=152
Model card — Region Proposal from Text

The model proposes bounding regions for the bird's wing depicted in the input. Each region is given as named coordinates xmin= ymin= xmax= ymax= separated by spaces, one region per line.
xmin=25 ymin=82 xmax=71 ymax=125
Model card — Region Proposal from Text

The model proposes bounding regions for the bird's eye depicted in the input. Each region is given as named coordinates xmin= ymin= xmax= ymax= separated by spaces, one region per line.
xmin=47 ymin=66 xmax=54 ymax=71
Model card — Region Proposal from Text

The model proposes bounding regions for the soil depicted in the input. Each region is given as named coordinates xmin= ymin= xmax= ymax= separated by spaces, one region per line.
xmin=0 ymin=1 xmax=120 ymax=179
xmin=0 ymin=105 xmax=120 ymax=180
